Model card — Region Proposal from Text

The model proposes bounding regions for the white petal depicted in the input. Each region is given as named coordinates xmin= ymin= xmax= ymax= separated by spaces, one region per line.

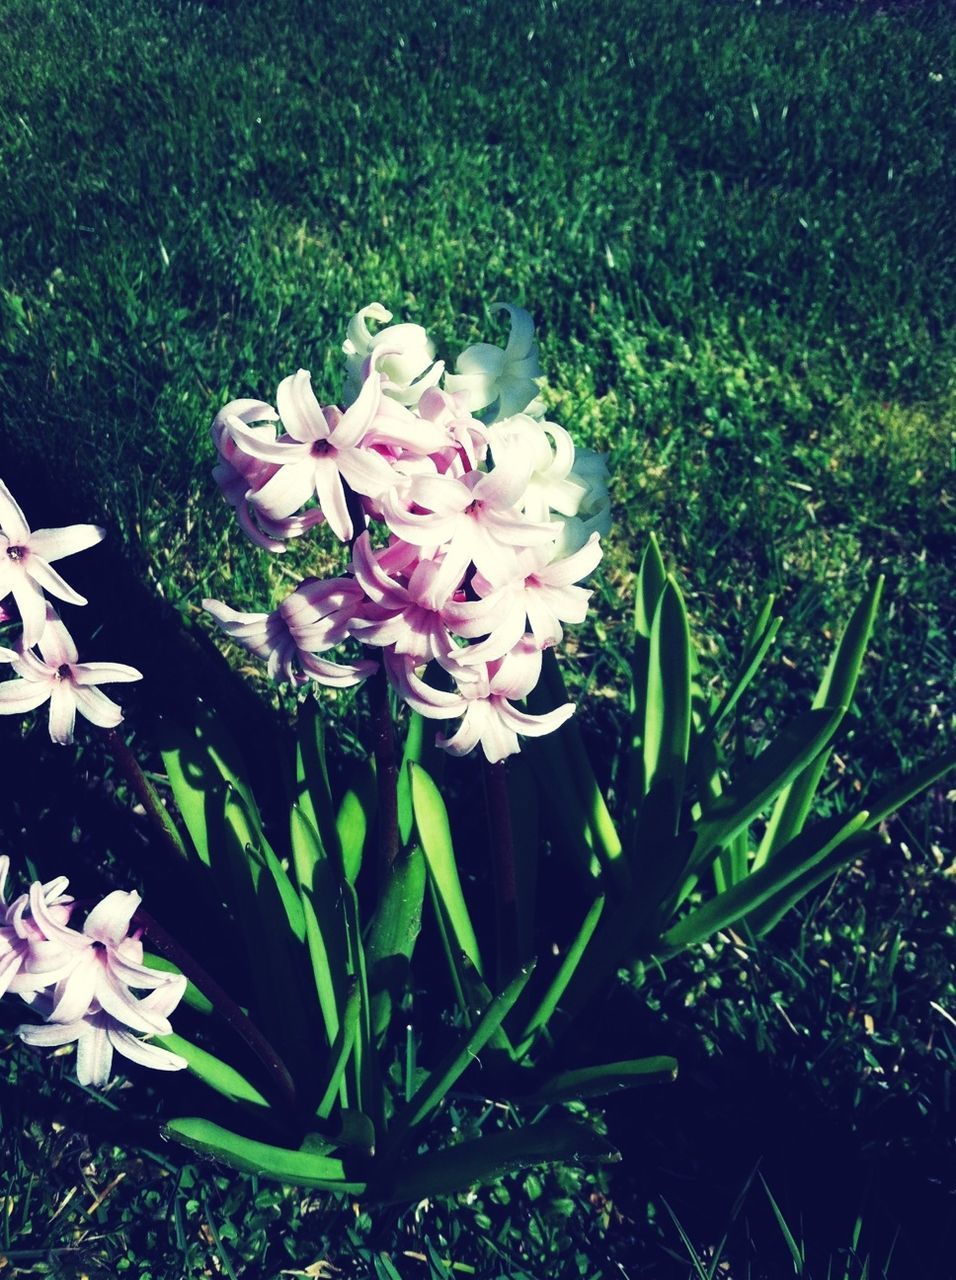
xmin=0 ymin=479 xmax=31 ymax=541
xmin=29 ymin=524 xmax=105 ymax=563
xmin=47 ymin=683 xmax=77 ymax=744
xmin=84 ymin=890 xmax=140 ymax=945
xmin=76 ymin=1025 xmax=114 ymax=1086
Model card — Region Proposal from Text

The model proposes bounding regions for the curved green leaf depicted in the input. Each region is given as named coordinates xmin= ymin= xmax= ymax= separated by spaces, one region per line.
xmin=156 ymin=1033 xmax=268 ymax=1109
xmin=164 ymin=1117 xmax=365 ymax=1191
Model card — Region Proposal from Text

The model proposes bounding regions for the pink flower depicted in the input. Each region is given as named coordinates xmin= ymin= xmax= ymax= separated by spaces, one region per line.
xmin=26 ymin=885 xmax=185 ymax=1037
xmin=204 ymin=578 xmax=377 ymax=687
xmin=211 ymin=399 xmax=325 ymax=552
xmin=18 ymin=982 xmax=188 ymax=1087
xmin=445 ymin=533 xmax=603 ymax=664
xmin=0 ymin=857 xmax=74 ymax=999
xmin=0 ymin=479 xmax=105 ymax=646
xmin=349 ymin=532 xmax=461 ymax=665
xmin=385 ymin=642 xmax=574 ymax=764
xmin=0 ymin=608 xmax=142 ymax=744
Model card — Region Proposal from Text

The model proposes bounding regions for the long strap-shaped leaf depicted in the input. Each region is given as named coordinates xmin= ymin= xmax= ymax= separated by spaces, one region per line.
xmin=642 ymin=577 xmax=692 ymax=829
xmin=164 ymin=1117 xmax=366 ymax=1192
xmin=381 ymin=962 xmax=535 ymax=1159
xmin=515 ymin=894 xmax=605 ymax=1056
xmin=365 ymin=844 xmax=427 ymax=1044
xmin=658 ymin=809 xmax=871 ymax=957
xmin=156 ymin=1033 xmax=268 ymax=1109
xmin=368 ymin=1118 xmax=618 ymax=1205
xmin=754 ymin=579 xmax=883 ymax=869
xmin=411 ymin=763 xmax=483 ymax=976
xmin=687 ymin=706 xmax=846 ymax=877
xmin=290 ymin=805 xmax=349 ymax=1055
xmin=517 ymin=1055 xmax=678 ymax=1105
xmin=625 ymin=534 xmax=668 ymax=835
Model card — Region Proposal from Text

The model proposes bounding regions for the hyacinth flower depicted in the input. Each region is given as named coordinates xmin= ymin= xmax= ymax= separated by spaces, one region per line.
xmin=445 ymin=532 xmax=603 ymax=665
xmin=386 ymin=641 xmax=575 ymax=764
xmin=18 ymin=982 xmax=188 ymax=1088
xmin=348 ymin=532 xmax=464 ymax=665
xmin=380 ymin=460 xmax=561 ymax=604
xmin=23 ymin=884 xmax=184 ymax=1034
xmin=204 ymin=578 xmax=377 ymax=687
xmin=343 ymin=302 xmax=444 ymax=407
xmin=211 ymin=399 xmax=326 ymax=552
xmin=230 ymin=368 xmax=414 ymax=541
xmin=0 ymin=856 xmax=74 ymax=999
xmin=444 ymin=303 xmax=544 ymax=420
xmin=0 ymin=607 xmax=142 ymax=744
xmin=0 ymin=478 xmax=105 ymax=647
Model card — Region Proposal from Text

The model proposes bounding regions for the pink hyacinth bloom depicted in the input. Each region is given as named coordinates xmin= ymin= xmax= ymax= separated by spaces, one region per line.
xmin=204 ymin=578 xmax=377 ymax=687
xmin=26 ymin=884 xmax=185 ymax=1038
xmin=380 ymin=457 xmax=560 ymax=605
xmin=349 ymin=532 xmax=460 ymax=665
xmin=0 ymin=608 xmax=142 ymax=745
xmin=18 ymin=981 xmax=188 ymax=1087
xmin=445 ymin=532 xmax=603 ymax=664
xmin=211 ymin=399 xmax=325 ymax=552
xmin=0 ymin=857 xmax=74 ymax=999
xmin=229 ymin=369 xmax=401 ymax=542
xmin=0 ymin=478 xmax=105 ymax=647
xmin=385 ymin=642 xmax=574 ymax=764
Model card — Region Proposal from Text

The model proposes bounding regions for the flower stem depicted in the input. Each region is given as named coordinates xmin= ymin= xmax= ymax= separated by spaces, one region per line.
xmin=340 ymin=477 xmax=399 ymax=873
xmin=482 ymin=757 xmax=520 ymax=985
xmin=104 ymin=728 xmax=189 ymax=863
xmin=133 ymin=906 xmax=298 ymax=1115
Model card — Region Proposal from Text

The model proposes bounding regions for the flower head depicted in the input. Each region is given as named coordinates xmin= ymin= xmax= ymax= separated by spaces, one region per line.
xmin=0 ymin=607 xmax=142 ymax=744
xmin=0 ymin=479 xmax=105 ymax=646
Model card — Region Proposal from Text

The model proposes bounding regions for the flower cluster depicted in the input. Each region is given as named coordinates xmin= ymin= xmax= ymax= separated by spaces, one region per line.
xmin=206 ymin=305 xmax=610 ymax=763
xmin=0 ymin=481 xmax=142 ymax=743
xmin=0 ymin=856 xmax=187 ymax=1086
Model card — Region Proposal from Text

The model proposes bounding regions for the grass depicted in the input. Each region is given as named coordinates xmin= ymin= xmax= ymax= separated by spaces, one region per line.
xmin=0 ymin=0 xmax=954 ymax=1275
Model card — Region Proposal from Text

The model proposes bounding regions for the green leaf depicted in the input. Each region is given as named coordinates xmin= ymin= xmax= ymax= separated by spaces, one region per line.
xmin=316 ymin=979 xmax=361 ymax=1120
xmin=754 ymin=580 xmax=882 ymax=868
xmin=861 ymin=746 xmax=956 ymax=830
xmin=294 ymin=697 xmax=343 ymax=868
xmin=660 ymin=810 xmax=871 ymax=956
xmin=703 ymin=603 xmax=782 ymax=737
xmin=518 ymin=1056 xmax=678 ymax=1104
xmin=157 ymin=718 xmax=221 ymax=867
xmin=336 ymin=764 xmax=376 ymax=886
xmin=384 ymin=963 xmax=536 ymax=1156
xmin=156 ymin=1033 xmax=268 ymax=1109
xmin=688 ymin=707 xmax=846 ymax=874
xmin=290 ymin=805 xmax=348 ymax=1052
xmin=164 ymin=1118 xmax=365 ymax=1191
xmin=370 ymin=1119 xmax=619 ymax=1205
xmin=516 ymin=894 xmax=605 ymax=1054
xmin=634 ymin=532 xmax=667 ymax=640
xmin=411 ymin=763 xmax=483 ymax=977
xmin=642 ymin=578 xmax=692 ymax=829
xmin=366 ymin=845 xmax=427 ymax=1043
xmin=539 ymin=651 xmax=626 ymax=886
xmin=745 ymin=829 xmax=882 ymax=938
xmin=397 ymin=712 xmax=425 ymax=847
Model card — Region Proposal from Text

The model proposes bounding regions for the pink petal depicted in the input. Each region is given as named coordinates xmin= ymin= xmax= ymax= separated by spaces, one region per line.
xmin=313 ymin=455 xmax=353 ymax=542
xmin=18 ymin=1018 xmax=87 ymax=1048
xmin=250 ymin=457 xmax=317 ymax=519
xmin=276 ymin=369 xmax=328 ymax=444
xmin=107 ymin=1026 xmax=187 ymax=1073
xmin=76 ymin=1025 xmax=114 ymax=1086
xmin=26 ymin=557 xmax=88 ymax=607
xmin=11 ymin=579 xmax=48 ymax=647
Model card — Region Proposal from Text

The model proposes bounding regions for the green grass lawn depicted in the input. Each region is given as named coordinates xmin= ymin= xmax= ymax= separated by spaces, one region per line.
xmin=1 ymin=0 xmax=953 ymax=1274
